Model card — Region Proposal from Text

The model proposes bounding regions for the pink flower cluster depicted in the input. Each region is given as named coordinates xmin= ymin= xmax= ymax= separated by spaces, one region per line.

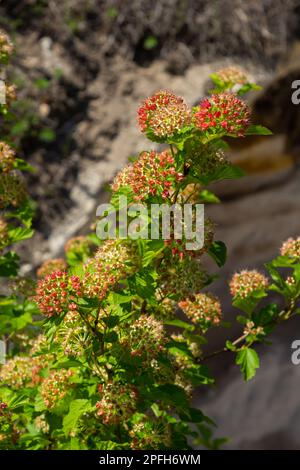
xmin=35 ymin=270 xmax=82 ymax=317
xmin=280 ymin=237 xmax=300 ymax=259
xmin=137 ymin=90 xmax=190 ymax=139
xmin=194 ymin=92 xmax=250 ymax=137
xmin=179 ymin=293 xmax=222 ymax=331
xmin=121 ymin=314 xmax=166 ymax=359
xmin=112 ymin=150 xmax=183 ymax=201
xmin=215 ymin=66 xmax=248 ymax=85
xmin=82 ymin=240 xmax=136 ymax=301
xmin=0 ymin=142 xmax=15 ymax=173
xmin=40 ymin=369 xmax=73 ymax=409
xmin=37 ymin=258 xmax=67 ymax=278
xmin=229 ymin=269 xmax=269 ymax=298
xmin=96 ymin=382 xmax=138 ymax=425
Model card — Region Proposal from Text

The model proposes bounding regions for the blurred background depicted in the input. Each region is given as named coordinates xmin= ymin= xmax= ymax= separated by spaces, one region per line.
xmin=1 ymin=0 xmax=300 ymax=449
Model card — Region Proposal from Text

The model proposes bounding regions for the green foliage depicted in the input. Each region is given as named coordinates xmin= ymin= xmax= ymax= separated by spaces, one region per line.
xmin=0 ymin=56 xmax=294 ymax=451
xmin=236 ymin=348 xmax=260 ymax=381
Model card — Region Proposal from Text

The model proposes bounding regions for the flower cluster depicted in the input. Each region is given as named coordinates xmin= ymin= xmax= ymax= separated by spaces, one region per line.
xmin=229 ymin=270 xmax=269 ymax=298
xmin=64 ymin=236 xmax=91 ymax=258
xmin=0 ymin=30 xmax=13 ymax=62
xmin=163 ymin=218 xmax=214 ymax=260
xmin=54 ymin=310 xmax=88 ymax=357
xmin=34 ymin=415 xmax=49 ymax=434
xmin=96 ymin=382 xmax=138 ymax=425
xmin=194 ymin=92 xmax=250 ymax=137
xmin=121 ymin=315 xmax=166 ymax=359
xmin=280 ymin=237 xmax=300 ymax=259
xmin=83 ymin=240 xmax=138 ymax=301
xmin=179 ymin=293 xmax=222 ymax=331
xmin=4 ymin=84 xmax=17 ymax=104
xmin=35 ymin=271 xmax=82 ymax=317
xmin=40 ymin=369 xmax=73 ymax=409
xmin=286 ymin=276 xmax=296 ymax=287
xmin=0 ymin=142 xmax=15 ymax=173
xmin=0 ymin=402 xmax=17 ymax=450
xmin=95 ymin=239 xmax=139 ymax=277
xmin=137 ymin=90 xmax=190 ymax=140
xmin=243 ymin=321 xmax=264 ymax=337
xmin=129 ymin=416 xmax=171 ymax=450
xmin=0 ymin=218 xmax=9 ymax=251
xmin=0 ymin=173 xmax=27 ymax=208
xmin=112 ymin=150 xmax=182 ymax=201
xmin=158 ymin=257 xmax=208 ymax=299
xmin=214 ymin=66 xmax=248 ymax=85
xmin=0 ymin=355 xmax=48 ymax=389
xmin=0 ymin=402 xmax=7 ymax=415
xmin=185 ymin=142 xmax=227 ymax=177
xmin=37 ymin=258 xmax=67 ymax=278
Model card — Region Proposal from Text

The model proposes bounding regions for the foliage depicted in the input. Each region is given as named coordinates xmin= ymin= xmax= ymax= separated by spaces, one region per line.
xmin=0 ymin=48 xmax=298 ymax=451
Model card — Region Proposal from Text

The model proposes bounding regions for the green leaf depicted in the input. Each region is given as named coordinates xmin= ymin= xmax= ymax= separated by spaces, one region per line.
xmin=196 ymin=164 xmax=244 ymax=185
xmin=246 ymin=125 xmax=272 ymax=136
xmin=150 ymin=384 xmax=189 ymax=408
xmin=0 ymin=251 xmax=19 ymax=277
xmin=63 ymin=399 xmax=93 ymax=436
xmin=164 ymin=318 xmax=194 ymax=331
xmin=129 ymin=268 xmax=157 ymax=299
xmin=183 ymin=364 xmax=214 ymax=386
xmin=13 ymin=158 xmax=35 ymax=173
xmin=180 ymin=407 xmax=215 ymax=426
xmin=199 ymin=190 xmax=220 ymax=203
xmin=233 ymin=289 xmax=267 ymax=315
xmin=38 ymin=128 xmax=56 ymax=143
xmin=225 ymin=340 xmax=237 ymax=352
xmin=143 ymin=35 xmax=158 ymax=50
xmin=236 ymin=348 xmax=260 ymax=381
xmin=208 ymin=241 xmax=227 ymax=267
xmin=8 ymin=226 xmax=34 ymax=244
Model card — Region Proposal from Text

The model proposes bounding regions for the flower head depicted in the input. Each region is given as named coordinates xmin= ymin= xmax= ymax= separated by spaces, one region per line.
xmin=40 ymin=369 xmax=73 ymax=409
xmin=158 ymin=256 xmax=208 ymax=299
xmin=179 ymin=293 xmax=222 ymax=331
xmin=138 ymin=90 xmax=190 ymax=140
xmin=82 ymin=239 xmax=138 ymax=301
xmin=129 ymin=416 xmax=171 ymax=450
xmin=214 ymin=66 xmax=248 ymax=86
xmin=0 ymin=172 xmax=27 ymax=208
xmin=194 ymin=92 xmax=250 ymax=137
xmin=96 ymin=381 xmax=138 ymax=425
xmin=280 ymin=237 xmax=300 ymax=259
xmin=34 ymin=415 xmax=49 ymax=434
xmin=35 ymin=270 xmax=82 ymax=317
xmin=0 ymin=30 xmax=13 ymax=62
xmin=243 ymin=320 xmax=264 ymax=337
xmin=37 ymin=258 xmax=67 ymax=278
xmin=64 ymin=236 xmax=91 ymax=258
xmin=121 ymin=315 xmax=166 ymax=360
xmin=112 ymin=150 xmax=182 ymax=201
xmin=0 ymin=142 xmax=15 ymax=173
xmin=0 ymin=355 xmax=49 ymax=389
xmin=229 ymin=269 xmax=269 ymax=298
xmin=54 ymin=310 xmax=88 ymax=357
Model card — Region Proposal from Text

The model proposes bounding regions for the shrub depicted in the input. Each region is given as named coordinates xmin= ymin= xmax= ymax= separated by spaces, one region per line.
xmin=0 ymin=55 xmax=298 ymax=451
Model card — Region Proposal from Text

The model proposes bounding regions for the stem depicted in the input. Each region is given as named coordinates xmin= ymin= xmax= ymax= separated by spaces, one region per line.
xmin=202 ymin=299 xmax=298 ymax=362
xmin=202 ymin=333 xmax=247 ymax=361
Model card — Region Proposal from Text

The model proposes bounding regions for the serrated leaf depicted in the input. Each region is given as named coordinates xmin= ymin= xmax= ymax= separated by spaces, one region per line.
xmin=236 ymin=348 xmax=260 ymax=381
xmin=63 ymin=399 xmax=93 ymax=436
xmin=208 ymin=241 xmax=227 ymax=267
xmin=246 ymin=125 xmax=272 ymax=136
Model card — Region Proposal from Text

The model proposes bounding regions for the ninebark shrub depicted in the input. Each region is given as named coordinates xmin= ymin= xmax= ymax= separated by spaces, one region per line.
xmin=1 ymin=32 xmax=299 ymax=450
